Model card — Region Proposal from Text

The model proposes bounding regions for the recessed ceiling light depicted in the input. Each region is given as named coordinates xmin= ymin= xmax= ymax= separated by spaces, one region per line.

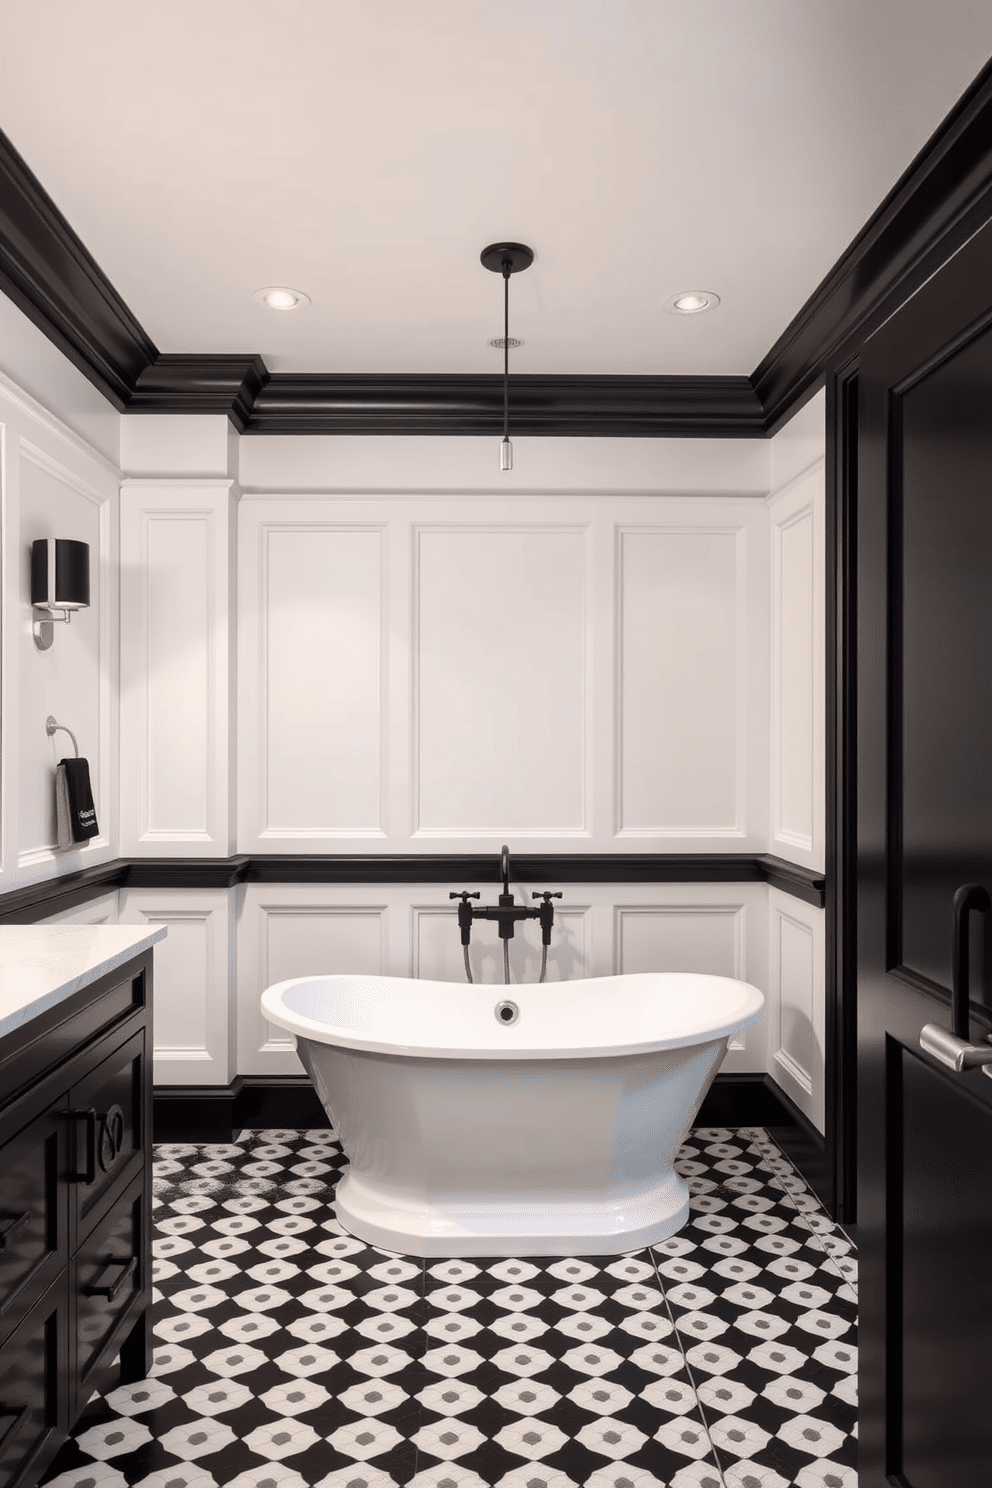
xmin=665 ymin=290 xmax=720 ymax=315
xmin=254 ymin=286 xmax=311 ymax=311
xmin=488 ymin=337 xmax=524 ymax=349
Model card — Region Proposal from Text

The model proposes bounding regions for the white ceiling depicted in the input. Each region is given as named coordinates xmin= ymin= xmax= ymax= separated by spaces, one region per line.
xmin=1 ymin=0 xmax=991 ymax=378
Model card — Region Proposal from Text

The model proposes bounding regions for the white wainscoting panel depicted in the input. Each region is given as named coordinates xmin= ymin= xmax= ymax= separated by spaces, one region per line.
xmin=120 ymin=887 xmax=234 ymax=1086
xmin=617 ymin=527 xmax=746 ymax=836
xmin=238 ymin=505 xmax=387 ymax=846
xmin=616 ymin=904 xmax=742 ymax=979
xmin=415 ymin=526 xmax=590 ymax=836
xmin=120 ymin=483 xmax=234 ymax=855
xmin=237 ymin=495 xmax=768 ymax=854
xmin=238 ymin=884 xmax=390 ymax=1074
xmin=769 ymin=463 xmax=825 ymax=871
xmin=144 ymin=878 xmax=773 ymax=1082
xmin=768 ymin=886 xmax=825 ymax=1132
xmin=613 ymin=884 xmax=767 ymax=1071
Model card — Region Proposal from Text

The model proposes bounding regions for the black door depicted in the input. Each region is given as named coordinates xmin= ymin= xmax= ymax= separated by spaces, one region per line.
xmin=858 ymin=215 xmax=992 ymax=1484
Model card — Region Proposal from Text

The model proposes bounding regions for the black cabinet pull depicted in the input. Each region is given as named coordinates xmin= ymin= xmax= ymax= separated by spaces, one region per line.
xmin=85 ymin=1257 xmax=137 ymax=1304
xmin=0 ymin=1405 xmax=29 ymax=1452
xmin=0 ymin=1212 xmax=30 ymax=1251
xmin=67 ymin=1108 xmax=97 ymax=1184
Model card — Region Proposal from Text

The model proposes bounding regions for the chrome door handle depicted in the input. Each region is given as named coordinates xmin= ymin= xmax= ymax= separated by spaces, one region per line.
xmin=920 ymin=1022 xmax=992 ymax=1071
xmin=922 ymin=883 xmax=992 ymax=1073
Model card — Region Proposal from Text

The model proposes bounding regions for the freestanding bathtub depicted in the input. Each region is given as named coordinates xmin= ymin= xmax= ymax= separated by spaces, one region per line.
xmin=261 ymin=971 xmax=763 ymax=1258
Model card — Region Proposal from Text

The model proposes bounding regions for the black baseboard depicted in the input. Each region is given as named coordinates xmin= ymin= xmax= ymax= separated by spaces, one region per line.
xmin=154 ymin=1070 xmax=823 ymax=1168
xmin=153 ymin=1076 xmax=329 ymax=1143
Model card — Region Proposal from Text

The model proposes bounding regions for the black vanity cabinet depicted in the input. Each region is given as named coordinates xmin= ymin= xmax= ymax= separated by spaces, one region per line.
xmin=0 ymin=942 xmax=157 ymax=1488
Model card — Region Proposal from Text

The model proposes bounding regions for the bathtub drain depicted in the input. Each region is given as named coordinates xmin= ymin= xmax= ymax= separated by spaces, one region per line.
xmin=495 ymin=1000 xmax=519 ymax=1025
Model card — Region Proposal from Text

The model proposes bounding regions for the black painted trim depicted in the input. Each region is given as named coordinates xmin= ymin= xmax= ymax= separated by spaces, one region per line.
xmin=0 ymin=861 xmax=130 ymax=923
xmin=124 ymin=857 xmax=251 ymax=890
xmin=754 ymin=58 xmax=992 ymax=432
xmin=130 ymin=354 xmax=270 ymax=434
xmin=4 ymin=59 xmax=992 ymax=436
xmin=153 ymin=1070 xmax=815 ymax=1147
xmin=246 ymin=373 xmax=765 ymax=438
xmin=0 ymin=126 xmax=155 ymax=408
xmin=0 ymin=852 xmax=825 ymax=924
xmin=824 ymin=361 xmax=860 ymax=1226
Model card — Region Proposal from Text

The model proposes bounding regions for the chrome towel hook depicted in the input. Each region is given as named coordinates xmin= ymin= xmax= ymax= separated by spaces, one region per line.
xmin=46 ymin=716 xmax=80 ymax=758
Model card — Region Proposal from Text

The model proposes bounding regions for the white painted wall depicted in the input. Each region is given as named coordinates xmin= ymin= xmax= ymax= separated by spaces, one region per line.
xmin=234 ymin=493 xmax=768 ymax=854
xmin=768 ymin=390 xmax=826 ymax=873
xmin=0 ymin=356 xmax=121 ymax=894
xmin=0 ymin=324 xmax=828 ymax=1129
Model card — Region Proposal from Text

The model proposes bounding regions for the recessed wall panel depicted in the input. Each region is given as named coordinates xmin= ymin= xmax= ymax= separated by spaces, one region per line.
xmin=147 ymin=913 xmax=211 ymax=1057
xmin=415 ymin=528 xmax=587 ymax=834
xmin=618 ymin=529 xmax=741 ymax=834
xmin=264 ymin=528 xmax=383 ymax=834
xmin=257 ymin=907 xmax=387 ymax=1059
xmin=775 ymin=506 xmax=814 ymax=849
xmin=776 ymin=911 xmax=815 ymax=1090
xmin=617 ymin=906 xmax=742 ymax=978
xmin=145 ymin=515 xmax=210 ymax=832
xmin=768 ymin=887 xmax=824 ymax=1130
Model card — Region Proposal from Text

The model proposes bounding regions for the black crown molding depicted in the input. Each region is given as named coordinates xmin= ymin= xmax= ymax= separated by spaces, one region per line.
xmin=0 ymin=128 xmax=155 ymax=408
xmin=1 ymin=56 xmax=991 ymax=435
xmin=247 ymin=373 xmax=764 ymax=437
xmin=129 ymin=353 xmax=270 ymax=434
xmin=754 ymin=57 xmax=992 ymax=432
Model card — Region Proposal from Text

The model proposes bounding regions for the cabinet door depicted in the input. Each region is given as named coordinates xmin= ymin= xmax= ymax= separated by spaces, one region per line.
xmin=69 ymin=1029 xmax=146 ymax=1244
xmin=0 ymin=1091 xmax=67 ymax=1349
xmin=73 ymin=1175 xmax=145 ymax=1411
xmin=0 ymin=1277 xmax=68 ymax=1488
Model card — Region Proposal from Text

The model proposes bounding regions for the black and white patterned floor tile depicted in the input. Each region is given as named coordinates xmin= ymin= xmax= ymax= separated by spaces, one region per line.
xmin=39 ymin=1125 xmax=856 ymax=1488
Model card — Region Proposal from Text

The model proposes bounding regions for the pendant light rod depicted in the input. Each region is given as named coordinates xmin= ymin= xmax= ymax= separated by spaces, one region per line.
xmin=481 ymin=242 xmax=534 ymax=472
xmin=503 ymin=260 xmax=510 ymax=444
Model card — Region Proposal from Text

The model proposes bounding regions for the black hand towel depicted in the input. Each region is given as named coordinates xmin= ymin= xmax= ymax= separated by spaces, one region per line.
xmin=55 ymin=757 xmax=99 ymax=846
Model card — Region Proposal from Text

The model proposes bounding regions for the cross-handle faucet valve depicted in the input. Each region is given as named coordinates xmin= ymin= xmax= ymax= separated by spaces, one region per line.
xmin=449 ymin=890 xmax=480 ymax=945
xmin=532 ymin=891 xmax=562 ymax=945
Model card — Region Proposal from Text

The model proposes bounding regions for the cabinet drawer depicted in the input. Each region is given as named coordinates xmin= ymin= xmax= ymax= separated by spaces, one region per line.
xmin=0 ymin=1276 xmax=68 ymax=1488
xmin=74 ymin=1175 xmax=145 ymax=1403
xmin=0 ymin=960 xmax=147 ymax=1114
xmin=69 ymin=1029 xmax=146 ymax=1244
xmin=0 ymin=1097 xmax=67 ymax=1349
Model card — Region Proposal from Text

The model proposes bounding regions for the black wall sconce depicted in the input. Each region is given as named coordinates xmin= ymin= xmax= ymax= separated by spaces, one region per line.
xmin=31 ymin=538 xmax=90 ymax=651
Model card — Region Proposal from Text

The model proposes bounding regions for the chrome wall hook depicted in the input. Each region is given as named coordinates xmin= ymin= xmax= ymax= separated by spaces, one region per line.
xmin=46 ymin=716 xmax=80 ymax=758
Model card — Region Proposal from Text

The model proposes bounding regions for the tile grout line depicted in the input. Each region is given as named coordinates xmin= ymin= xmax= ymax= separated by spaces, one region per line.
xmin=748 ymin=1129 xmax=859 ymax=1296
xmin=646 ymin=1237 xmax=731 ymax=1488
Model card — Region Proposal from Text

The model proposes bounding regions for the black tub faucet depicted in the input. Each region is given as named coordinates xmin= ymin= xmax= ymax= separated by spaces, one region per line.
xmin=450 ymin=846 xmax=562 ymax=985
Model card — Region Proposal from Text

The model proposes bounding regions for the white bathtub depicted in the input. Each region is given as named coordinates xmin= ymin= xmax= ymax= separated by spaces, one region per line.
xmin=261 ymin=971 xmax=763 ymax=1258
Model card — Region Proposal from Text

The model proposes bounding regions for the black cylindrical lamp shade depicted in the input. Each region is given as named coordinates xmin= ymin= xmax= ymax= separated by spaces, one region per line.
xmin=31 ymin=539 xmax=90 ymax=611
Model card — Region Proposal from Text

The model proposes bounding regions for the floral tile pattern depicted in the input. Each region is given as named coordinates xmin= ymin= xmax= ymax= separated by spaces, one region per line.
xmin=40 ymin=1125 xmax=857 ymax=1488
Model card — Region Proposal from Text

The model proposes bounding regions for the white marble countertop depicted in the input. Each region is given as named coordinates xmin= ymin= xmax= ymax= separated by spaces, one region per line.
xmin=0 ymin=924 xmax=168 ymax=1041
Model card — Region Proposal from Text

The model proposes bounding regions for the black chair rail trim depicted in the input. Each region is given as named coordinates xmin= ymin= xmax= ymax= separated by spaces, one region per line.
xmin=0 ymin=852 xmax=825 ymax=924
xmin=1 ymin=57 xmax=991 ymax=436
